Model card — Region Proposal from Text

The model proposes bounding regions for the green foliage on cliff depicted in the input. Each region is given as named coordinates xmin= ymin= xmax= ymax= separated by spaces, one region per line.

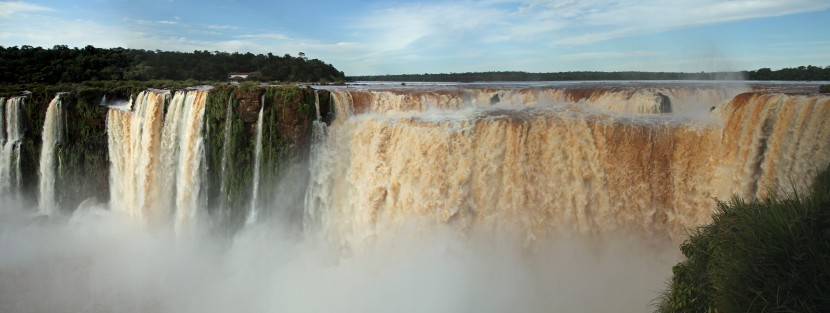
xmin=204 ymin=85 xmax=317 ymax=230
xmin=56 ymin=90 xmax=110 ymax=207
xmin=0 ymin=45 xmax=345 ymax=84
xmin=655 ymin=166 xmax=830 ymax=313
xmin=820 ymin=85 xmax=830 ymax=93
xmin=6 ymin=82 xmax=320 ymax=217
xmin=9 ymin=85 xmax=113 ymax=208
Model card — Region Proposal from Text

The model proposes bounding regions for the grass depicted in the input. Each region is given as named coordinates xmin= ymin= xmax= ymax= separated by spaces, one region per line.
xmin=820 ymin=85 xmax=830 ymax=94
xmin=655 ymin=166 xmax=830 ymax=312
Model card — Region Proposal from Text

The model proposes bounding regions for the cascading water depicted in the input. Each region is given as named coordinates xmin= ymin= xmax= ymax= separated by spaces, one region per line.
xmin=304 ymin=91 xmax=332 ymax=232
xmin=247 ymin=98 xmax=265 ymax=225
xmin=107 ymin=89 xmax=208 ymax=233
xmin=0 ymin=98 xmax=5 ymax=146
xmin=218 ymin=96 xmax=234 ymax=219
xmin=314 ymin=89 xmax=322 ymax=121
xmin=0 ymin=97 xmax=24 ymax=200
xmin=306 ymin=86 xmax=830 ymax=249
xmin=38 ymin=94 xmax=64 ymax=215
xmin=3 ymin=83 xmax=830 ymax=313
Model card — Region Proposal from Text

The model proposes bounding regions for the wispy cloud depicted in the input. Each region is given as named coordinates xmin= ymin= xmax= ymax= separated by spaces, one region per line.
xmin=131 ymin=18 xmax=180 ymax=26
xmin=561 ymin=51 xmax=661 ymax=61
xmin=0 ymin=1 xmax=51 ymax=17
xmin=353 ymin=3 xmax=504 ymax=53
xmin=334 ymin=0 xmax=830 ymax=73
xmin=206 ymin=24 xmax=238 ymax=30
xmin=353 ymin=0 xmax=830 ymax=48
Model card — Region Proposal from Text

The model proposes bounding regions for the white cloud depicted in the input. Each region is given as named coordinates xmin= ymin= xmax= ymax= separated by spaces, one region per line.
xmin=0 ymin=1 xmax=51 ymax=17
xmin=0 ymin=15 xmax=131 ymax=48
xmin=352 ymin=0 xmax=830 ymax=47
xmin=560 ymin=50 xmax=661 ymax=61
xmin=206 ymin=24 xmax=238 ymax=30
xmin=332 ymin=0 xmax=830 ymax=73
xmin=132 ymin=19 xmax=180 ymax=26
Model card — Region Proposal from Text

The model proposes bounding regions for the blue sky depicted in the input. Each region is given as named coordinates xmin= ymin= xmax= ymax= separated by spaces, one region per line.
xmin=1 ymin=0 xmax=829 ymax=75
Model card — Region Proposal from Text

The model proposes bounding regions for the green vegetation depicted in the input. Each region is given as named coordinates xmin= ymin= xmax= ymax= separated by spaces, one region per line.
xmin=11 ymin=85 xmax=116 ymax=208
xmin=5 ymin=80 xmax=321 ymax=216
xmin=820 ymin=85 xmax=830 ymax=93
xmin=656 ymin=166 xmax=830 ymax=313
xmin=747 ymin=66 xmax=830 ymax=81
xmin=204 ymin=85 xmax=318 ymax=230
xmin=350 ymin=65 xmax=830 ymax=82
xmin=0 ymin=45 xmax=345 ymax=84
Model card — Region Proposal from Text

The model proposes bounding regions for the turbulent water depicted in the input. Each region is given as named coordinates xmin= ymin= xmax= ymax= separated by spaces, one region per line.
xmin=2 ymin=82 xmax=830 ymax=313
xmin=304 ymin=84 xmax=830 ymax=249
xmin=38 ymin=94 xmax=63 ymax=215
xmin=0 ymin=97 xmax=24 ymax=200
xmin=107 ymin=89 xmax=208 ymax=234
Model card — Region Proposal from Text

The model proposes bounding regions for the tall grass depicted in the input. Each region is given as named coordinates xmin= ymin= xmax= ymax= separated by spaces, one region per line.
xmin=656 ymin=166 xmax=830 ymax=312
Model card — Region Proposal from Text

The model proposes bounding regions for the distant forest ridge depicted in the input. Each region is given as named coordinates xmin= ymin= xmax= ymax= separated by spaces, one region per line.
xmin=350 ymin=66 xmax=830 ymax=82
xmin=0 ymin=45 xmax=346 ymax=84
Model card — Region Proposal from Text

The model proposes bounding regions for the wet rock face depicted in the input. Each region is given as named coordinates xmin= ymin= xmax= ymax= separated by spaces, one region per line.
xmin=490 ymin=94 xmax=500 ymax=104
xmin=235 ymin=90 xmax=262 ymax=124
xmin=279 ymin=91 xmax=310 ymax=151
xmin=656 ymin=92 xmax=672 ymax=113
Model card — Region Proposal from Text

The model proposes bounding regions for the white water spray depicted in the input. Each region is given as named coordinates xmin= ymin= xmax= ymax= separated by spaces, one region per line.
xmin=247 ymin=97 xmax=265 ymax=225
xmin=0 ymin=98 xmax=5 ymax=146
xmin=218 ymin=96 xmax=234 ymax=219
xmin=107 ymin=89 xmax=207 ymax=234
xmin=314 ymin=89 xmax=321 ymax=121
xmin=0 ymin=97 xmax=24 ymax=200
xmin=38 ymin=94 xmax=64 ymax=215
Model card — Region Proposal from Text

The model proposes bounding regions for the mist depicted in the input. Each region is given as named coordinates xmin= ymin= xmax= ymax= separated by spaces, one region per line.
xmin=0 ymin=199 xmax=677 ymax=313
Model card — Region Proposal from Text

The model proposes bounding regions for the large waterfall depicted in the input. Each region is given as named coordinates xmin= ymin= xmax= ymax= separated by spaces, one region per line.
xmin=305 ymin=85 xmax=830 ymax=248
xmin=3 ymin=82 xmax=829 ymax=313
xmin=106 ymin=89 xmax=208 ymax=233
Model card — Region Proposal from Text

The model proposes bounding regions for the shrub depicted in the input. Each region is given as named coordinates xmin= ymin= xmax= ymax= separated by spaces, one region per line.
xmin=820 ymin=85 xmax=830 ymax=93
xmin=656 ymin=166 xmax=830 ymax=313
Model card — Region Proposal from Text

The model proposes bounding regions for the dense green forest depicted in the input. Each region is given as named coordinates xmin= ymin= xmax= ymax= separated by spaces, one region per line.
xmin=351 ymin=65 xmax=830 ymax=82
xmin=2 ymin=44 xmax=827 ymax=84
xmin=0 ymin=45 xmax=345 ymax=83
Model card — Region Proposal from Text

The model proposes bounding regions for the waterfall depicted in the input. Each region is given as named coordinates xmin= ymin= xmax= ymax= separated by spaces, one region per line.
xmin=0 ymin=98 xmax=5 ymax=146
xmin=107 ymin=89 xmax=208 ymax=233
xmin=107 ymin=91 xmax=167 ymax=222
xmin=38 ymin=94 xmax=64 ymax=214
xmin=0 ymin=97 xmax=24 ymax=200
xmin=246 ymin=98 xmax=265 ymax=225
xmin=303 ymin=92 xmax=335 ymax=233
xmin=314 ymin=89 xmax=321 ymax=121
xmin=306 ymin=88 xmax=830 ymax=249
xmin=218 ymin=96 xmax=234 ymax=220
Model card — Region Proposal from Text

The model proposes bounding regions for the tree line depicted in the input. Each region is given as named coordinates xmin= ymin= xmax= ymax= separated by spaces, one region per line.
xmin=0 ymin=45 xmax=345 ymax=84
xmin=350 ymin=66 xmax=830 ymax=82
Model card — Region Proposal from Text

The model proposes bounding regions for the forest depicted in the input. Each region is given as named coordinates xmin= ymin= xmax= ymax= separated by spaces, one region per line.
xmin=350 ymin=66 xmax=830 ymax=82
xmin=2 ymin=45 xmax=827 ymax=84
xmin=0 ymin=45 xmax=345 ymax=84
